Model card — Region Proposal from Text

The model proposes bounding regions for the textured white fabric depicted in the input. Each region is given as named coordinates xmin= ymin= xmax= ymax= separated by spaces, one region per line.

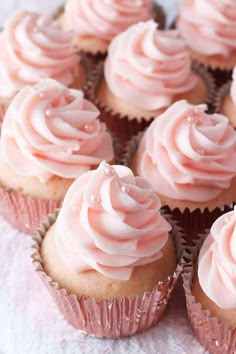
xmin=0 ymin=1 xmax=206 ymax=354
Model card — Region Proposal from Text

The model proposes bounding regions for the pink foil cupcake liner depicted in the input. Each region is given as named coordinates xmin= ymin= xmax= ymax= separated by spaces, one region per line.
xmin=86 ymin=61 xmax=215 ymax=145
xmin=0 ymin=185 xmax=62 ymax=234
xmin=31 ymin=210 xmax=187 ymax=339
xmin=183 ymin=233 xmax=236 ymax=354
xmin=123 ymin=133 xmax=235 ymax=243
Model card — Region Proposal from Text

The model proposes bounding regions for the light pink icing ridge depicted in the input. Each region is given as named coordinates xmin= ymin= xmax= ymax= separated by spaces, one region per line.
xmin=64 ymin=0 xmax=153 ymax=41
xmin=104 ymin=20 xmax=198 ymax=111
xmin=136 ymin=100 xmax=236 ymax=202
xmin=178 ymin=0 xmax=236 ymax=57
xmin=0 ymin=10 xmax=80 ymax=98
xmin=198 ymin=207 xmax=236 ymax=309
xmin=230 ymin=66 xmax=236 ymax=104
xmin=1 ymin=79 xmax=114 ymax=182
xmin=55 ymin=161 xmax=171 ymax=280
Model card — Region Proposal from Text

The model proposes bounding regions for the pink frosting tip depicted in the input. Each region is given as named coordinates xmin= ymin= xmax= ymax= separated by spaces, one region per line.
xmin=104 ymin=20 xmax=198 ymax=111
xmin=136 ymin=100 xmax=236 ymax=202
xmin=198 ymin=206 xmax=236 ymax=309
xmin=64 ymin=0 xmax=153 ymax=42
xmin=55 ymin=161 xmax=171 ymax=280
xmin=178 ymin=0 xmax=236 ymax=57
xmin=1 ymin=79 xmax=114 ymax=182
xmin=0 ymin=10 xmax=80 ymax=98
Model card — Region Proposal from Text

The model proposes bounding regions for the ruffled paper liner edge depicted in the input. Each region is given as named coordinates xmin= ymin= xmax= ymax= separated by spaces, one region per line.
xmin=31 ymin=209 xmax=188 ymax=339
xmin=122 ymin=133 xmax=235 ymax=241
xmin=183 ymin=232 xmax=236 ymax=353
xmin=86 ymin=61 xmax=215 ymax=143
xmin=214 ymin=80 xmax=231 ymax=111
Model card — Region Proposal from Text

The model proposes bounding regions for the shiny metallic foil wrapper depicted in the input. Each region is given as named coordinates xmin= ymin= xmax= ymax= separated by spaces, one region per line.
xmin=31 ymin=210 xmax=187 ymax=339
xmin=183 ymin=232 xmax=236 ymax=354
xmin=0 ymin=186 xmax=62 ymax=234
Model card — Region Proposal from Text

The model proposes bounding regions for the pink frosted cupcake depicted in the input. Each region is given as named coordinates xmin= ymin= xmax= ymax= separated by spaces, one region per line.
xmin=129 ymin=100 xmax=236 ymax=236
xmin=89 ymin=21 xmax=214 ymax=142
xmin=177 ymin=0 xmax=236 ymax=70
xmin=216 ymin=66 xmax=236 ymax=127
xmin=32 ymin=161 xmax=184 ymax=338
xmin=0 ymin=79 xmax=114 ymax=234
xmin=184 ymin=207 xmax=236 ymax=353
xmin=0 ymin=10 xmax=87 ymax=122
xmin=61 ymin=0 xmax=164 ymax=55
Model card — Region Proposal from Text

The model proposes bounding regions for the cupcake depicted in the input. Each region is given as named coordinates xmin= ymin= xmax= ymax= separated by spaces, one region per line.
xmin=32 ymin=160 xmax=183 ymax=338
xmin=0 ymin=79 xmax=114 ymax=234
xmin=216 ymin=66 xmax=236 ymax=127
xmin=0 ymin=10 xmax=86 ymax=122
xmin=177 ymin=0 xmax=236 ymax=70
xmin=183 ymin=208 xmax=236 ymax=353
xmin=61 ymin=0 xmax=164 ymax=56
xmin=89 ymin=21 xmax=214 ymax=142
xmin=129 ymin=100 xmax=236 ymax=236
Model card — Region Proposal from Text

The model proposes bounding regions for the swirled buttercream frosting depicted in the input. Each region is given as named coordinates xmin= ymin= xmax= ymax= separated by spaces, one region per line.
xmin=178 ymin=0 xmax=236 ymax=57
xmin=136 ymin=100 xmax=236 ymax=202
xmin=0 ymin=10 xmax=80 ymax=98
xmin=104 ymin=20 xmax=198 ymax=111
xmin=198 ymin=207 xmax=236 ymax=309
xmin=55 ymin=161 xmax=171 ymax=280
xmin=64 ymin=0 xmax=153 ymax=41
xmin=230 ymin=66 xmax=236 ymax=105
xmin=1 ymin=79 xmax=114 ymax=182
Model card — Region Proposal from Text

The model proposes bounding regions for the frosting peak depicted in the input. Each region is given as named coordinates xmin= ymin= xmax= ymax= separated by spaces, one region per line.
xmin=0 ymin=11 xmax=80 ymax=98
xmin=104 ymin=20 xmax=198 ymax=111
xmin=198 ymin=207 xmax=236 ymax=309
xmin=55 ymin=161 xmax=171 ymax=280
xmin=64 ymin=0 xmax=153 ymax=41
xmin=1 ymin=79 xmax=114 ymax=182
xmin=178 ymin=0 xmax=236 ymax=57
xmin=136 ymin=100 xmax=236 ymax=202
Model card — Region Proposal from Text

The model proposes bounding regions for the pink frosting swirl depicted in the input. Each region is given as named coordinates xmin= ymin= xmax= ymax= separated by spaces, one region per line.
xmin=55 ymin=161 xmax=171 ymax=280
xmin=178 ymin=0 xmax=236 ymax=57
xmin=104 ymin=21 xmax=198 ymax=111
xmin=136 ymin=100 xmax=236 ymax=202
xmin=198 ymin=207 xmax=236 ymax=309
xmin=230 ymin=66 xmax=236 ymax=104
xmin=64 ymin=0 xmax=153 ymax=41
xmin=1 ymin=79 xmax=114 ymax=182
xmin=0 ymin=10 xmax=80 ymax=98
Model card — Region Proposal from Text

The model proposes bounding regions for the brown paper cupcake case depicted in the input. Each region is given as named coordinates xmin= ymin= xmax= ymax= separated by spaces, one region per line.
xmin=214 ymin=81 xmax=231 ymax=112
xmin=86 ymin=61 xmax=215 ymax=144
xmin=31 ymin=209 xmax=187 ymax=339
xmin=122 ymin=133 xmax=234 ymax=242
xmin=183 ymin=232 xmax=236 ymax=354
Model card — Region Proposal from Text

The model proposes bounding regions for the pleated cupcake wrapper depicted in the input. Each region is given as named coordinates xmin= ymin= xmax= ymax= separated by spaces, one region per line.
xmin=0 ymin=184 xmax=62 ymax=234
xmin=183 ymin=232 xmax=236 ymax=354
xmin=123 ymin=133 xmax=235 ymax=243
xmin=214 ymin=81 xmax=231 ymax=113
xmin=31 ymin=210 xmax=187 ymax=339
xmin=86 ymin=61 xmax=215 ymax=144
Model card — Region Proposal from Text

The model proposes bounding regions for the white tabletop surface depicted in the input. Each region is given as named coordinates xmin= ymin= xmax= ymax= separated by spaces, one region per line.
xmin=0 ymin=1 xmax=207 ymax=354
